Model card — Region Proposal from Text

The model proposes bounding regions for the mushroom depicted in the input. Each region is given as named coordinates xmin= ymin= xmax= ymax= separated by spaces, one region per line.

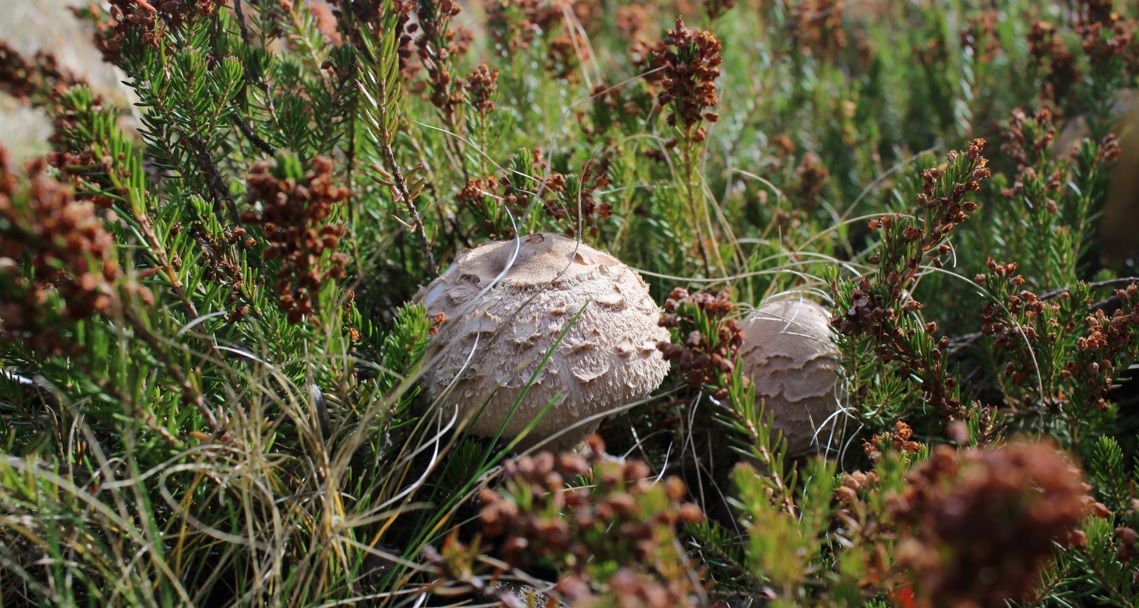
xmin=739 ymin=296 xmax=844 ymax=455
xmin=414 ymin=233 xmax=670 ymax=446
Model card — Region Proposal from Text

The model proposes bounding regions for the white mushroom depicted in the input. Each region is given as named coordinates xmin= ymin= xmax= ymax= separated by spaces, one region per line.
xmin=739 ymin=296 xmax=844 ymax=455
xmin=414 ymin=233 xmax=670 ymax=446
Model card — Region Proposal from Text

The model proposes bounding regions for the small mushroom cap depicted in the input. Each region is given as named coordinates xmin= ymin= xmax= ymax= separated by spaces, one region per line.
xmin=740 ymin=297 xmax=843 ymax=455
xmin=415 ymin=233 xmax=670 ymax=446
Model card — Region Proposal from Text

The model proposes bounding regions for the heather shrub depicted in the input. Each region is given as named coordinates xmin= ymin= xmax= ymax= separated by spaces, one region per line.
xmin=2 ymin=1 xmax=1139 ymax=607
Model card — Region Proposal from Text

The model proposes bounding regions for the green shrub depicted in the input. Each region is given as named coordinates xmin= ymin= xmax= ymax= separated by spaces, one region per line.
xmin=2 ymin=0 xmax=1139 ymax=606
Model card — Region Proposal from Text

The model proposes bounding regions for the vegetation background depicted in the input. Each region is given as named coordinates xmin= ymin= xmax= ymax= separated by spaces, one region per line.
xmin=2 ymin=0 xmax=1139 ymax=606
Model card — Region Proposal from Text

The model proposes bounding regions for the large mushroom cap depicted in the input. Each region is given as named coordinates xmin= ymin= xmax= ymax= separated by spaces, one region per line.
xmin=740 ymin=297 xmax=844 ymax=455
xmin=415 ymin=233 xmax=670 ymax=445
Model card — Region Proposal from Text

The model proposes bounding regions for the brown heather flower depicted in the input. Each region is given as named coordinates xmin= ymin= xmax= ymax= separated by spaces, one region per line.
xmin=704 ymin=0 xmax=735 ymax=21
xmin=568 ymin=162 xmax=612 ymax=237
xmin=831 ymin=468 xmax=897 ymax=591
xmin=616 ymin=5 xmax=651 ymax=43
xmin=960 ymin=10 xmax=1001 ymax=65
xmin=456 ymin=176 xmax=497 ymax=206
xmin=978 ymin=259 xmax=1070 ymax=399
xmin=1066 ymin=283 xmax=1139 ymax=411
xmin=333 ymin=0 xmax=382 ymax=24
xmin=458 ymin=157 xmax=606 ymax=238
xmin=657 ymin=288 xmax=742 ymax=401
xmin=1002 ymin=107 xmax=1056 ymax=170
xmin=793 ymin=151 xmax=830 ymax=209
xmin=1117 ymin=526 xmax=1139 ymax=562
xmin=1073 ymin=0 xmax=1139 ymax=73
xmin=859 ymin=139 xmax=989 ymax=298
xmin=309 ymin=1 xmax=343 ymax=46
xmin=479 ymin=435 xmax=704 ymax=602
xmin=42 ymin=92 xmax=134 ymax=210
xmin=1027 ymin=19 xmax=1079 ymax=107
xmin=241 ymin=156 xmax=350 ymax=323
xmin=0 ymin=43 xmax=82 ymax=106
xmin=589 ymin=567 xmax=698 ymax=608
xmin=190 ymin=222 xmax=252 ymax=323
xmin=835 ymin=142 xmax=990 ymax=420
xmin=770 ymin=133 xmax=796 ymax=157
xmin=486 ymin=0 xmax=560 ymax=57
xmin=1097 ymin=130 xmax=1122 ymax=163
xmin=837 ymin=272 xmax=964 ymax=418
xmin=646 ymin=19 xmax=723 ymax=140
xmin=91 ymin=0 xmax=225 ymax=63
xmin=506 ymin=150 xmax=577 ymax=225
xmin=890 ymin=441 xmax=1093 ymax=608
xmin=0 ymin=46 xmax=122 ymax=205
xmin=587 ymin=83 xmax=654 ymax=139
xmin=0 ymin=149 xmax=150 ymax=354
xmin=788 ymin=0 xmax=847 ymax=60
xmin=455 ymin=175 xmax=506 ymax=238
xmin=547 ymin=32 xmax=588 ymax=81
xmin=566 ymin=0 xmax=605 ymax=36
xmin=485 ymin=0 xmax=595 ymax=80
xmin=463 ymin=64 xmax=498 ymax=116
xmin=864 ymin=421 xmax=923 ymax=462
xmin=0 ymin=47 xmax=116 ymax=202
xmin=409 ymin=0 xmax=467 ymax=115
xmin=835 ymin=469 xmax=879 ymax=511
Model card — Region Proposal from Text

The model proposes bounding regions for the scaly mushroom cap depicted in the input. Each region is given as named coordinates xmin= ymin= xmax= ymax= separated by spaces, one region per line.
xmin=740 ymin=297 xmax=843 ymax=455
xmin=415 ymin=233 xmax=670 ymax=444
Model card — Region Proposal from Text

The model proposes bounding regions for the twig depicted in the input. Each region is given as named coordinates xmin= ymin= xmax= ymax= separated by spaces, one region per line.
xmin=232 ymin=113 xmax=275 ymax=156
xmin=231 ymin=0 xmax=280 ymax=147
xmin=380 ymin=141 xmax=438 ymax=276
xmin=187 ymin=135 xmax=240 ymax=223
xmin=1038 ymin=276 xmax=1139 ymax=301
xmin=949 ymin=277 xmax=1139 ymax=354
xmin=420 ymin=546 xmax=525 ymax=608
xmin=141 ymin=76 xmax=240 ymax=223
xmin=231 ymin=0 xmax=253 ymax=44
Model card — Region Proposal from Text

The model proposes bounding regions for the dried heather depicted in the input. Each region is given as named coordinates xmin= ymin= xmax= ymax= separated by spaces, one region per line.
xmin=646 ymin=19 xmax=722 ymax=139
xmin=91 ymin=0 xmax=225 ymax=62
xmin=657 ymin=287 xmax=743 ymax=401
xmin=890 ymin=441 xmax=1093 ymax=607
xmin=463 ymin=64 xmax=498 ymax=116
xmin=0 ymin=42 xmax=81 ymax=105
xmin=0 ymin=149 xmax=149 ymax=353
xmin=788 ymin=0 xmax=847 ymax=60
xmin=480 ymin=436 xmax=703 ymax=601
xmin=241 ymin=156 xmax=350 ymax=323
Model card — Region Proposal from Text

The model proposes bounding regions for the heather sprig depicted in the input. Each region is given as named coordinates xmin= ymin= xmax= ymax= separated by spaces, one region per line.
xmin=241 ymin=155 xmax=351 ymax=323
xmin=475 ymin=436 xmax=705 ymax=605
xmin=833 ymin=140 xmax=991 ymax=422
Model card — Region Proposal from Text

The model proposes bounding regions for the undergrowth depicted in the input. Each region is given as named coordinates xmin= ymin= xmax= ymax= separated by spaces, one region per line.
xmin=2 ymin=0 xmax=1139 ymax=606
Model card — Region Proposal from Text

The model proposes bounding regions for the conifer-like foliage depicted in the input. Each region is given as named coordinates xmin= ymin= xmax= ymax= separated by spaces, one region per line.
xmin=2 ymin=0 xmax=1139 ymax=606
